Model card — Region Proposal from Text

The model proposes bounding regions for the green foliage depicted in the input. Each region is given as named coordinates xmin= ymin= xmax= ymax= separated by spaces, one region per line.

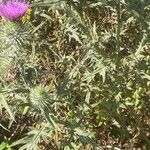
xmin=0 ymin=0 xmax=150 ymax=149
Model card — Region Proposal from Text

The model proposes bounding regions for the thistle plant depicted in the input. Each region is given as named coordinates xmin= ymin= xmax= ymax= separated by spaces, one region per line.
xmin=0 ymin=0 xmax=150 ymax=149
xmin=0 ymin=0 xmax=31 ymax=82
xmin=0 ymin=0 xmax=31 ymax=49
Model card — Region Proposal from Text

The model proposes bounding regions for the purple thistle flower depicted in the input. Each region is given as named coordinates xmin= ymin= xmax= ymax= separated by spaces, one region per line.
xmin=0 ymin=0 xmax=30 ymax=21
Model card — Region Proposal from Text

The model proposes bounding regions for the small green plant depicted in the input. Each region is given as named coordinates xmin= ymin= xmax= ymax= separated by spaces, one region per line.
xmin=0 ymin=142 xmax=11 ymax=150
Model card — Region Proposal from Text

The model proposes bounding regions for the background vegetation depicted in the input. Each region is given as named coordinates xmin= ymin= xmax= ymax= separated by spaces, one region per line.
xmin=0 ymin=0 xmax=150 ymax=149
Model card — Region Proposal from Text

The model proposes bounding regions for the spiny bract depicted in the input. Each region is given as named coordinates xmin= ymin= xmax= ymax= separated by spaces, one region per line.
xmin=0 ymin=21 xmax=30 ymax=49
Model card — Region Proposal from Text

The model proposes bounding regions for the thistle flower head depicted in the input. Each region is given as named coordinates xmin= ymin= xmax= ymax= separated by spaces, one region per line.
xmin=0 ymin=0 xmax=30 ymax=21
xmin=30 ymin=86 xmax=50 ymax=110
